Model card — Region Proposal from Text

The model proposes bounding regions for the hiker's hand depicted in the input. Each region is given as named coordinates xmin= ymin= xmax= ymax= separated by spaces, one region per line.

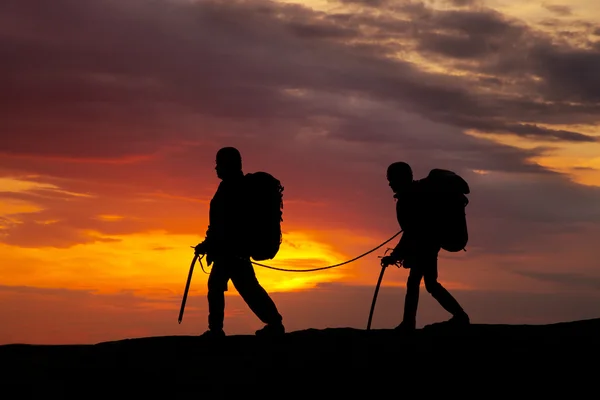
xmin=194 ymin=242 xmax=207 ymax=255
xmin=380 ymin=255 xmax=399 ymax=268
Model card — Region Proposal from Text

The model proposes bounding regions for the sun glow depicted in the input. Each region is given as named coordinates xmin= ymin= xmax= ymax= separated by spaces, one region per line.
xmin=0 ymin=229 xmax=350 ymax=298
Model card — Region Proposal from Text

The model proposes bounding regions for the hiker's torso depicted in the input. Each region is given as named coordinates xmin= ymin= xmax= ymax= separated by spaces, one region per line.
xmin=395 ymin=178 xmax=439 ymax=244
xmin=208 ymin=175 xmax=248 ymax=254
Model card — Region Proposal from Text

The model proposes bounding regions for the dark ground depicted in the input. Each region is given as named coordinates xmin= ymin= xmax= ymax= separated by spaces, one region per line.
xmin=1 ymin=319 xmax=598 ymax=396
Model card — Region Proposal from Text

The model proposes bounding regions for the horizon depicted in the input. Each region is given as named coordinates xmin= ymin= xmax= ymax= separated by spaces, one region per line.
xmin=2 ymin=0 xmax=600 ymax=345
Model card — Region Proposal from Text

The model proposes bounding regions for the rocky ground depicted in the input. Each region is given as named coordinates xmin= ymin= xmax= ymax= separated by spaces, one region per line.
xmin=2 ymin=319 xmax=598 ymax=397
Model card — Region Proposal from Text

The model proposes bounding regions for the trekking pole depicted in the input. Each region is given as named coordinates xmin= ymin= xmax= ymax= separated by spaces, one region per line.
xmin=178 ymin=253 xmax=199 ymax=324
xmin=366 ymin=264 xmax=387 ymax=331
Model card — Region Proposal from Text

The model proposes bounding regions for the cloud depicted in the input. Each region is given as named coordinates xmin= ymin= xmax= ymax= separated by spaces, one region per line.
xmin=337 ymin=0 xmax=391 ymax=7
xmin=542 ymin=4 xmax=573 ymax=17
xmin=1 ymin=0 xmax=600 ymax=258
xmin=2 ymin=0 xmax=598 ymax=157
xmin=513 ymin=270 xmax=600 ymax=291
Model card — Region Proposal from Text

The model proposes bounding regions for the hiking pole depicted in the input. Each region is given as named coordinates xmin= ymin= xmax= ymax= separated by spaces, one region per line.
xmin=178 ymin=253 xmax=199 ymax=324
xmin=366 ymin=264 xmax=387 ymax=331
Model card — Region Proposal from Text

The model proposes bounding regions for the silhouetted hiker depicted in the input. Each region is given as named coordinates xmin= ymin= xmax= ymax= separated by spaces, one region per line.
xmin=380 ymin=162 xmax=470 ymax=332
xmin=194 ymin=147 xmax=285 ymax=338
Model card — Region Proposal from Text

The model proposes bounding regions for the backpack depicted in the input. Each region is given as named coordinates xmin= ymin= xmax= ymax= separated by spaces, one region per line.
xmin=243 ymin=171 xmax=284 ymax=261
xmin=424 ymin=169 xmax=470 ymax=252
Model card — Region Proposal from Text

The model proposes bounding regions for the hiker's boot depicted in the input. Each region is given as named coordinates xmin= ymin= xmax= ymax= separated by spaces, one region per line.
xmin=200 ymin=329 xmax=226 ymax=338
xmin=255 ymin=322 xmax=285 ymax=337
xmin=394 ymin=320 xmax=416 ymax=334
xmin=450 ymin=312 xmax=470 ymax=326
xmin=442 ymin=312 xmax=470 ymax=328
xmin=426 ymin=312 xmax=470 ymax=330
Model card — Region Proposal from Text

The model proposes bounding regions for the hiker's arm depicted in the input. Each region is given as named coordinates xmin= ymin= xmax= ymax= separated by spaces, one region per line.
xmin=391 ymin=202 xmax=412 ymax=261
xmin=194 ymin=216 xmax=215 ymax=256
xmin=198 ymin=185 xmax=220 ymax=253
xmin=196 ymin=225 xmax=214 ymax=253
xmin=204 ymin=224 xmax=213 ymax=243
xmin=390 ymin=234 xmax=408 ymax=261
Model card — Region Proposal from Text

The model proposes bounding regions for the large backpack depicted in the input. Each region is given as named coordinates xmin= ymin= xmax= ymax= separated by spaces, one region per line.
xmin=424 ymin=169 xmax=470 ymax=252
xmin=243 ymin=171 xmax=284 ymax=261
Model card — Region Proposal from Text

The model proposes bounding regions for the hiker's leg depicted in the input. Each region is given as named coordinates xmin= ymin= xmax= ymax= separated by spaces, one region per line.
xmin=230 ymin=257 xmax=283 ymax=325
xmin=402 ymin=264 xmax=423 ymax=325
xmin=206 ymin=261 xmax=229 ymax=331
xmin=422 ymin=253 xmax=466 ymax=317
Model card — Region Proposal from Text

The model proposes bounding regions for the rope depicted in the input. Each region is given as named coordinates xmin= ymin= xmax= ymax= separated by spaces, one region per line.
xmin=250 ymin=230 xmax=402 ymax=272
xmin=195 ymin=231 xmax=403 ymax=273
xmin=198 ymin=254 xmax=207 ymax=274
xmin=195 ymin=230 xmax=403 ymax=273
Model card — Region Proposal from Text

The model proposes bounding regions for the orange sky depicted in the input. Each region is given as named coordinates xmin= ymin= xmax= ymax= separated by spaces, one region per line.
xmin=1 ymin=0 xmax=600 ymax=344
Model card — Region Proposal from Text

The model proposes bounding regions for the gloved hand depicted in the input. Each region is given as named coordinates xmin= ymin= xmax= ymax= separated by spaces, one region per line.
xmin=380 ymin=255 xmax=401 ymax=268
xmin=194 ymin=241 xmax=208 ymax=255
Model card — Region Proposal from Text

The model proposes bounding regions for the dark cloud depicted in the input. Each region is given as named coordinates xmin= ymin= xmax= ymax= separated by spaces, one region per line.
xmin=450 ymin=0 xmax=479 ymax=6
xmin=0 ymin=0 xmax=600 ymax=255
xmin=531 ymin=44 xmax=600 ymax=103
xmin=542 ymin=4 xmax=573 ymax=17
xmin=287 ymin=21 xmax=359 ymax=39
xmin=1 ymin=0 xmax=598 ymax=159
xmin=513 ymin=270 xmax=600 ymax=291
xmin=337 ymin=0 xmax=390 ymax=7
xmin=399 ymin=5 xmax=600 ymax=105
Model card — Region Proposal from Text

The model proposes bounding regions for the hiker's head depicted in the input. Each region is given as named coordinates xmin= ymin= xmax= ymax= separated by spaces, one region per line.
xmin=387 ymin=162 xmax=412 ymax=193
xmin=215 ymin=147 xmax=242 ymax=180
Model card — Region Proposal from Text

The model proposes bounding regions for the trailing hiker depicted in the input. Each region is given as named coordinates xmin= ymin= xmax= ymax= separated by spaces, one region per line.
xmin=380 ymin=162 xmax=470 ymax=332
xmin=194 ymin=147 xmax=285 ymax=338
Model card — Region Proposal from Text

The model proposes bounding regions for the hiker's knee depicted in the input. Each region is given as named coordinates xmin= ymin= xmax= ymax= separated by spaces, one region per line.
xmin=233 ymin=276 xmax=262 ymax=296
xmin=424 ymin=278 xmax=442 ymax=294
xmin=230 ymin=264 xmax=259 ymax=290
xmin=207 ymin=289 xmax=225 ymax=304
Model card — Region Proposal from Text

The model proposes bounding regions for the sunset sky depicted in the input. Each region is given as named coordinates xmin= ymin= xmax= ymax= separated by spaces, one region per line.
xmin=2 ymin=0 xmax=600 ymax=344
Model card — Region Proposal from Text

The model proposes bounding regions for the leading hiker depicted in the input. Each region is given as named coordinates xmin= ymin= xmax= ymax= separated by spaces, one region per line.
xmin=194 ymin=147 xmax=285 ymax=337
xmin=380 ymin=161 xmax=470 ymax=332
